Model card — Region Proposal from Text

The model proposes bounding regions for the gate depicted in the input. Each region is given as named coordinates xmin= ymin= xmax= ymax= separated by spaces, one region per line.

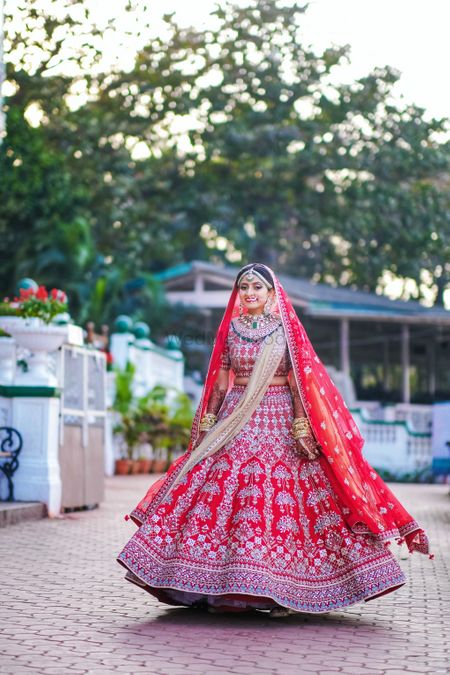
xmin=59 ymin=345 xmax=107 ymax=510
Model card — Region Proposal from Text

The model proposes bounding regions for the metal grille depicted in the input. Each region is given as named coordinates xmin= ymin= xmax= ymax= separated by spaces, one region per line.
xmin=59 ymin=346 xmax=107 ymax=446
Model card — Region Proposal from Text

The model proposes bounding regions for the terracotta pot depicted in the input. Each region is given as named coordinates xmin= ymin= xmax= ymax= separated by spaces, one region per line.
xmin=153 ymin=459 xmax=168 ymax=474
xmin=138 ymin=459 xmax=152 ymax=474
xmin=130 ymin=460 xmax=141 ymax=474
xmin=115 ymin=459 xmax=131 ymax=475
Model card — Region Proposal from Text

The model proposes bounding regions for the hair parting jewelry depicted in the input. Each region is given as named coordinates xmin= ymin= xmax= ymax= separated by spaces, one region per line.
xmin=236 ymin=265 xmax=273 ymax=289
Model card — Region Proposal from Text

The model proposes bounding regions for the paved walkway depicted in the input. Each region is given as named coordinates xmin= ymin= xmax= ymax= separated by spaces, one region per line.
xmin=0 ymin=475 xmax=449 ymax=675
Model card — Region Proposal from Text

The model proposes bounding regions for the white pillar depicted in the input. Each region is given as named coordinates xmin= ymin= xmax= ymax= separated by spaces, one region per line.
xmin=109 ymin=332 xmax=134 ymax=371
xmin=194 ymin=272 xmax=204 ymax=304
xmin=401 ymin=325 xmax=410 ymax=404
xmin=339 ymin=318 xmax=350 ymax=376
xmin=11 ymin=394 xmax=62 ymax=516
xmin=427 ymin=331 xmax=436 ymax=398
xmin=383 ymin=337 xmax=390 ymax=390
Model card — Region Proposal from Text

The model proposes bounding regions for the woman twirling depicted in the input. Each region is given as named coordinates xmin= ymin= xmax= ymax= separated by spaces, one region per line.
xmin=117 ymin=263 xmax=430 ymax=616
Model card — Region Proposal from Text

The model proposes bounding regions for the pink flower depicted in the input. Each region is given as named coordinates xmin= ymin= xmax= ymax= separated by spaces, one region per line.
xmin=50 ymin=288 xmax=67 ymax=303
xmin=19 ymin=288 xmax=35 ymax=300
xmin=36 ymin=286 xmax=48 ymax=300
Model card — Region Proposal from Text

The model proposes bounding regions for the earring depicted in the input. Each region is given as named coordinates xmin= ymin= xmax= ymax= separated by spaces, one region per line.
xmin=239 ymin=300 xmax=244 ymax=317
xmin=263 ymin=297 xmax=273 ymax=315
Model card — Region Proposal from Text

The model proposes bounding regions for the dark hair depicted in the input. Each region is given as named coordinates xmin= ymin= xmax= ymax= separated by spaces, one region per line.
xmin=235 ymin=263 xmax=274 ymax=288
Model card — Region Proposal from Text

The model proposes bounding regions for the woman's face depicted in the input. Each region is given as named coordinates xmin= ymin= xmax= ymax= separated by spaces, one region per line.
xmin=238 ymin=277 xmax=274 ymax=314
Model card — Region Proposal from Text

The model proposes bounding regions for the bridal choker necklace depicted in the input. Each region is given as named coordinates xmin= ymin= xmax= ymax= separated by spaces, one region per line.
xmin=232 ymin=315 xmax=281 ymax=343
xmin=239 ymin=312 xmax=274 ymax=330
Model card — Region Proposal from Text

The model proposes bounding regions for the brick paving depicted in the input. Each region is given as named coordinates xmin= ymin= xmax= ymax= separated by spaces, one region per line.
xmin=0 ymin=475 xmax=449 ymax=675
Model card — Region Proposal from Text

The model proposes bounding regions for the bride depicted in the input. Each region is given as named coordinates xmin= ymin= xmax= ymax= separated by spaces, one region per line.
xmin=117 ymin=263 xmax=430 ymax=616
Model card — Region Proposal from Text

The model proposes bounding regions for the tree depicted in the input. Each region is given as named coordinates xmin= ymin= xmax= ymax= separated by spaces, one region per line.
xmin=171 ymin=3 xmax=450 ymax=299
xmin=2 ymin=0 xmax=449 ymax=315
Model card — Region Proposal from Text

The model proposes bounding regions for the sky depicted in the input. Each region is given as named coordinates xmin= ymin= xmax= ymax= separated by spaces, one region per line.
xmin=87 ymin=0 xmax=450 ymax=120
xmin=299 ymin=0 xmax=450 ymax=120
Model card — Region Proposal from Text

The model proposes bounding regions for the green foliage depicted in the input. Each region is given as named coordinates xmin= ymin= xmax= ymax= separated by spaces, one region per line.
xmin=112 ymin=373 xmax=193 ymax=459
xmin=2 ymin=0 xmax=449 ymax=321
xmin=136 ymin=385 xmax=194 ymax=448
xmin=16 ymin=294 xmax=67 ymax=324
xmin=0 ymin=303 xmax=20 ymax=317
xmin=112 ymin=361 xmax=136 ymax=415
xmin=374 ymin=465 xmax=434 ymax=484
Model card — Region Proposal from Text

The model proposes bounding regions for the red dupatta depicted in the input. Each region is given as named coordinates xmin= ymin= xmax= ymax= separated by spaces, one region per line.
xmin=267 ymin=266 xmax=430 ymax=556
xmin=134 ymin=265 xmax=430 ymax=556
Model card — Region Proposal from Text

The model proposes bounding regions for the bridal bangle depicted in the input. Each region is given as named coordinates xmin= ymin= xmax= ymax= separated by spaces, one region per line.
xmin=292 ymin=417 xmax=312 ymax=439
xmin=199 ymin=413 xmax=218 ymax=431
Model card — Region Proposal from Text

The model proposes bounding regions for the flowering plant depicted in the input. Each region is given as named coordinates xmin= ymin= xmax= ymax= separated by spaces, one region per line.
xmin=1 ymin=286 xmax=68 ymax=325
xmin=104 ymin=350 xmax=114 ymax=371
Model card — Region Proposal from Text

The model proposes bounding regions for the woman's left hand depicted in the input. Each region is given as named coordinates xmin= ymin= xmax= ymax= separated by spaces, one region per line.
xmin=296 ymin=436 xmax=321 ymax=460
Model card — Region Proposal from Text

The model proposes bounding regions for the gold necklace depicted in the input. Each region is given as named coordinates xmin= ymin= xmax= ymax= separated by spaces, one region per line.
xmin=239 ymin=312 xmax=273 ymax=330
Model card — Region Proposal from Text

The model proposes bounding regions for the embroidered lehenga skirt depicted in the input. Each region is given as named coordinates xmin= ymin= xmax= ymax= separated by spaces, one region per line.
xmin=117 ymin=383 xmax=406 ymax=613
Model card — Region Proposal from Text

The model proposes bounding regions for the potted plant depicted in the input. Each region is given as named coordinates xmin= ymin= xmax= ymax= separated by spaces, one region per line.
xmin=137 ymin=442 xmax=153 ymax=473
xmin=111 ymin=362 xmax=135 ymax=416
xmin=137 ymin=455 xmax=153 ymax=473
xmin=136 ymin=386 xmax=193 ymax=473
xmin=115 ymin=455 xmax=132 ymax=475
xmin=0 ymin=286 xmax=69 ymax=385
xmin=168 ymin=390 xmax=193 ymax=464
xmin=111 ymin=380 xmax=194 ymax=476
xmin=137 ymin=410 xmax=171 ymax=473
xmin=152 ymin=446 xmax=169 ymax=474
xmin=112 ymin=362 xmax=136 ymax=474
xmin=113 ymin=412 xmax=141 ymax=475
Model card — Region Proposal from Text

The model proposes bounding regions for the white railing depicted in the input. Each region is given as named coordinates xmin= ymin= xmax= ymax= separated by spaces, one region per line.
xmin=392 ymin=404 xmax=432 ymax=433
xmin=351 ymin=407 xmax=432 ymax=476
xmin=110 ymin=333 xmax=184 ymax=396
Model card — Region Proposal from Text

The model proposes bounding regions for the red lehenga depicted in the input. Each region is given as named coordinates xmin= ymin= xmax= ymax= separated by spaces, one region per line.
xmin=117 ymin=266 xmax=430 ymax=613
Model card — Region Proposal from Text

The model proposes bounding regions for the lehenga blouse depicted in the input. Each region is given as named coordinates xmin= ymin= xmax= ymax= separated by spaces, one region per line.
xmin=220 ymin=317 xmax=292 ymax=378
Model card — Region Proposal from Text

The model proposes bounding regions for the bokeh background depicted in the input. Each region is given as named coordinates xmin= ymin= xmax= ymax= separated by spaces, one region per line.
xmin=1 ymin=0 xmax=449 ymax=334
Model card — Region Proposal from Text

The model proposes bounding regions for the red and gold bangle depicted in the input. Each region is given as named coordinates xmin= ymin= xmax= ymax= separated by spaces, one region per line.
xmin=199 ymin=413 xmax=217 ymax=431
xmin=292 ymin=417 xmax=312 ymax=440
